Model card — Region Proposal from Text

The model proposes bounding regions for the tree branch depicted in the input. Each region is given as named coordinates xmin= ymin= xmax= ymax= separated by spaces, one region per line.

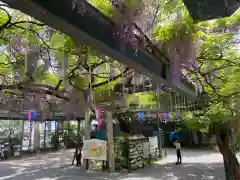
xmin=7 ymin=20 xmax=45 ymax=30
xmin=0 ymin=83 xmax=69 ymax=101
xmin=92 ymin=68 xmax=130 ymax=89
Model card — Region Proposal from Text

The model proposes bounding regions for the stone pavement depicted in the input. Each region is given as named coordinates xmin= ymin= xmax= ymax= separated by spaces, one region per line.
xmin=0 ymin=148 xmax=225 ymax=180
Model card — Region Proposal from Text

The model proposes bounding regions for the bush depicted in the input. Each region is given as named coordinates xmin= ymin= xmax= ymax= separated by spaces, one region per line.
xmin=114 ymin=132 xmax=129 ymax=168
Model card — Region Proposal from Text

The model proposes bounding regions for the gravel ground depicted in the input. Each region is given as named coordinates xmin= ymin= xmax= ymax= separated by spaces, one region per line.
xmin=0 ymin=148 xmax=225 ymax=180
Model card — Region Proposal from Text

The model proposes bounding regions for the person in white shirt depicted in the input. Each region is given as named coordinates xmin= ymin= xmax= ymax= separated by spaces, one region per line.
xmin=59 ymin=142 xmax=67 ymax=168
xmin=173 ymin=140 xmax=182 ymax=165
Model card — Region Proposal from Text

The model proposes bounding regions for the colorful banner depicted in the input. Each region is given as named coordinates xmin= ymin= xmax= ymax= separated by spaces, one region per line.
xmin=83 ymin=139 xmax=107 ymax=160
xmin=138 ymin=112 xmax=143 ymax=122
xmin=96 ymin=130 xmax=106 ymax=140
xmin=28 ymin=111 xmax=35 ymax=120
xmin=28 ymin=110 xmax=40 ymax=120
xmin=96 ymin=108 xmax=102 ymax=129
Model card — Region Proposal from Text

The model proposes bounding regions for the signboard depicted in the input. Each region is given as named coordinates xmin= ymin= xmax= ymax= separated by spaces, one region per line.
xmin=83 ymin=139 xmax=107 ymax=160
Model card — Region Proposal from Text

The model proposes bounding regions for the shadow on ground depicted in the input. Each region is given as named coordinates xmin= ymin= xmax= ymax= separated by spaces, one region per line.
xmin=0 ymin=149 xmax=225 ymax=180
xmin=125 ymin=162 xmax=225 ymax=180
xmin=0 ymin=162 xmax=225 ymax=180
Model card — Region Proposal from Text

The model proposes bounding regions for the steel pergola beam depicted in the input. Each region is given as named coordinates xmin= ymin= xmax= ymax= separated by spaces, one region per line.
xmin=1 ymin=0 xmax=197 ymax=99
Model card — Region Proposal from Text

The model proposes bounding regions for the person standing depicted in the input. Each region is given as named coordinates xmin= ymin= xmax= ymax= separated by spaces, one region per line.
xmin=0 ymin=147 xmax=3 ymax=160
xmin=59 ymin=142 xmax=66 ymax=168
xmin=72 ymin=147 xmax=77 ymax=165
xmin=173 ymin=140 xmax=182 ymax=165
xmin=76 ymin=147 xmax=82 ymax=168
xmin=72 ymin=139 xmax=83 ymax=165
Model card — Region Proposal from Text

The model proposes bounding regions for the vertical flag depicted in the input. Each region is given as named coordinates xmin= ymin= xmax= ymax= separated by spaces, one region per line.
xmin=138 ymin=112 xmax=144 ymax=123
xmin=163 ymin=112 xmax=168 ymax=124
xmin=28 ymin=111 xmax=36 ymax=121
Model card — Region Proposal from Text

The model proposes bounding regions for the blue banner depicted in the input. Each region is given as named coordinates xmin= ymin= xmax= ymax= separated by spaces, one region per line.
xmin=96 ymin=129 xmax=106 ymax=140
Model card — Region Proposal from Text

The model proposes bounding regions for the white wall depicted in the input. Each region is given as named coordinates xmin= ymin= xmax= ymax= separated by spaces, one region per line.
xmin=143 ymin=136 xmax=158 ymax=159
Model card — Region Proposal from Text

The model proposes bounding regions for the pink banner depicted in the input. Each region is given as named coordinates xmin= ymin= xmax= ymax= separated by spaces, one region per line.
xmin=97 ymin=108 xmax=102 ymax=129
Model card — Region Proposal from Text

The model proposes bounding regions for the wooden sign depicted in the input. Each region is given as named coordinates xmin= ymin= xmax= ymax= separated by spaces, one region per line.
xmin=83 ymin=139 xmax=107 ymax=161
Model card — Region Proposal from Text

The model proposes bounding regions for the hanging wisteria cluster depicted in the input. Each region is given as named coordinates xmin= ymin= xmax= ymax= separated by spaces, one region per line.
xmin=110 ymin=0 xmax=144 ymax=51
xmin=165 ymin=35 xmax=195 ymax=83
xmin=0 ymin=31 xmax=65 ymax=119
xmin=110 ymin=0 xmax=162 ymax=52
xmin=0 ymin=0 xmax=200 ymax=121
xmin=72 ymin=0 xmax=160 ymax=53
xmin=71 ymin=0 xmax=197 ymax=84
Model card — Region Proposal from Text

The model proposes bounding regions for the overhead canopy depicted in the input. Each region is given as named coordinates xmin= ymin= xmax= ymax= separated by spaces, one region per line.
xmin=1 ymin=0 xmax=197 ymax=98
xmin=182 ymin=0 xmax=240 ymax=21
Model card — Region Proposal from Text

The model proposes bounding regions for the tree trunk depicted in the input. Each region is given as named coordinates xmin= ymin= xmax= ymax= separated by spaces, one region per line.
xmin=216 ymin=128 xmax=240 ymax=180
xmin=8 ymin=131 xmax=12 ymax=156
xmin=76 ymin=118 xmax=81 ymax=155
xmin=43 ymin=121 xmax=46 ymax=148
xmin=197 ymin=131 xmax=202 ymax=146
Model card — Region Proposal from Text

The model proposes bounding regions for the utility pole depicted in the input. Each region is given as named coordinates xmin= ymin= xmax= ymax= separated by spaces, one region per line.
xmin=84 ymin=109 xmax=90 ymax=170
xmin=156 ymin=114 xmax=161 ymax=156
xmin=156 ymin=79 xmax=161 ymax=157
xmin=106 ymin=111 xmax=115 ymax=173
xmin=43 ymin=121 xmax=46 ymax=148
xmin=20 ymin=120 xmax=25 ymax=156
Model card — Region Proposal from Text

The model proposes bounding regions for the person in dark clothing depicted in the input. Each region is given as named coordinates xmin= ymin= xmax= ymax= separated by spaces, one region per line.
xmin=72 ymin=139 xmax=84 ymax=165
xmin=72 ymin=148 xmax=77 ymax=165
xmin=76 ymin=149 xmax=82 ymax=168
xmin=72 ymin=143 xmax=83 ymax=165
xmin=0 ymin=148 xmax=3 ymax=160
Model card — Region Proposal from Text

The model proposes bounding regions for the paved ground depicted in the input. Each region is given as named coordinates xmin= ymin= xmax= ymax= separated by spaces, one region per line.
xmin=0 ymin=148 xmax=225 ymax=180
